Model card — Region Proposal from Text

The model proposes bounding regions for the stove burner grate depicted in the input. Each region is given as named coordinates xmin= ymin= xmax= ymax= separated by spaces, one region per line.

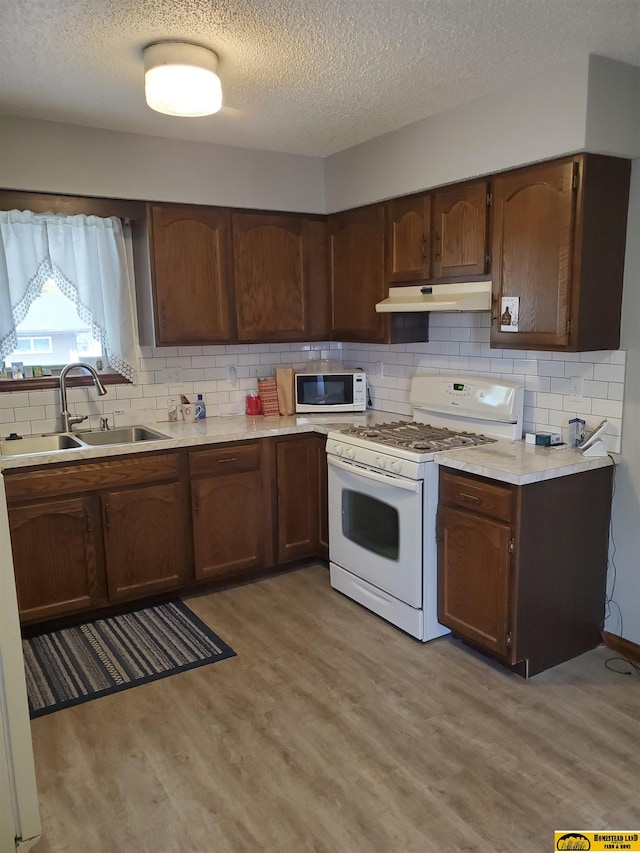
xmin=339 ymin=421 xmax=497 ymax=452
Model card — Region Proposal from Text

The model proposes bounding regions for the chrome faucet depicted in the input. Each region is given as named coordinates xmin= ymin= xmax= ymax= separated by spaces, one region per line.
xmin=59 ymin=363 xmax=107 ymax=432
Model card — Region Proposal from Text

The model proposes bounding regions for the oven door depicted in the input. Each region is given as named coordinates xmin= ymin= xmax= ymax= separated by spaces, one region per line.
xmin=327 ymin=455 xmax=423 ymax=607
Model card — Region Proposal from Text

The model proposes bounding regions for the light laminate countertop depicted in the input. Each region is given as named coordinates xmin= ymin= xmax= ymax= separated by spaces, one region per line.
xmin=0 ymin=412 xmax=613 ymax=485
xmin=0 ymin=412 xmax=376 ymax=471
xmin=435 ymin=439 xmax=612 ymax=485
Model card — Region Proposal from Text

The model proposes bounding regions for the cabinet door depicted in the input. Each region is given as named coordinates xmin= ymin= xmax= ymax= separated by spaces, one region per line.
xmin=491 ymin=160 xmax=577 ymax=349
xmin=386 ymin=194 xmax=430 ymax=283
xmin=330 ymin=205 xmax=387 ymax=343
xmin=432 ymin=181 xmax=489 ymax=278
xmin=149 ymin=204 xmax=234 ymax=345
xmin=192 ymin=472 xmax=264 ymax=579
xmin=232 ymin=212 xmax=309 ymax=342
xmin=314 ymin=435 xmax=329 ymax=559
xmin=275 ymin=436 xmax=318 ymax=563
xmin=102 ymin=482 xmax=188 ymax=601
xmin=9 ymin=497 xmax=104 ymax=623
xmin=437 ymin=505 xmax=512 ymax=657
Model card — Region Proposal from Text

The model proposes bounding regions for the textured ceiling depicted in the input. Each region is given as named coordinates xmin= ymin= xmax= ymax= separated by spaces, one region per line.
xmin=1 ymin=0 xmax=639 ymax=157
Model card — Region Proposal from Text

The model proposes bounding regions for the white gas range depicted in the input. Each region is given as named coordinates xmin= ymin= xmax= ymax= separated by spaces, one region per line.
xmin=326 ymin=374 xmax=524 ymax=641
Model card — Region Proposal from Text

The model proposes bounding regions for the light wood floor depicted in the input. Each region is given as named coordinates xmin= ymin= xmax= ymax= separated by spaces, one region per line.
xmin=31 ymin=565 xmax=640 ymax=853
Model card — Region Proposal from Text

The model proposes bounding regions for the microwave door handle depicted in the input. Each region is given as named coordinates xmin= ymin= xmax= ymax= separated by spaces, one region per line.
xmin=327 ymin=455 xmax=422 ymax=494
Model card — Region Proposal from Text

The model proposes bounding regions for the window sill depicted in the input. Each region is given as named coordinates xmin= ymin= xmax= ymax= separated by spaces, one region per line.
xmin=0 ymin=373 xmax=129 ymax=393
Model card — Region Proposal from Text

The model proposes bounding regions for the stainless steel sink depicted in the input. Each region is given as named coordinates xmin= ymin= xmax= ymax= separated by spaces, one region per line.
xmin=75 ymin=425 xmax=170 ymax=446
xmin=0 ymin=433 xmax=84 ymax=456
xmin=1 ymin=425 xmax=170 ymax=457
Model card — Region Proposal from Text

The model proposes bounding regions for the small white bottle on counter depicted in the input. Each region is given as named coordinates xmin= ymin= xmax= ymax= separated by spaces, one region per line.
xmin=167 ymin=398 xmax=178 ymax=422
xmin=196 ymin=393 xmax=207 ymax=420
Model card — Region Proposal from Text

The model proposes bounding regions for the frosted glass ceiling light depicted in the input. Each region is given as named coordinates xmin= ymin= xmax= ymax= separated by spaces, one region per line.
xmin=143 ymin=41 xmax=222 ymax=117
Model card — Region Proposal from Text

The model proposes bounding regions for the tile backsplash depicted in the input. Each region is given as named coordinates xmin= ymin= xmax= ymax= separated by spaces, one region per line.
xmin=0 ymin=315 xmax=626 ymax=453
xmin=342 ymin=313 xmax=625 ymax=453
xmin=0 ymin=342 xmax=343 ymax=437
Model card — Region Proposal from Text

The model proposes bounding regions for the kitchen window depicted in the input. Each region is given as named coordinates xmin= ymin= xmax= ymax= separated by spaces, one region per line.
xmin=4 ymin=279 xmax=104 ymax=369
xmin=0 ymin=210 xmax=140 ymax=384
xmin=13 ymin=336 xmax=53 ymax=355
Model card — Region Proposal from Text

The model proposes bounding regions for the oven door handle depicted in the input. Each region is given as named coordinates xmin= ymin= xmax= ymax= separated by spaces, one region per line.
xmin=327 ymin=455 xmax=422 ymax=493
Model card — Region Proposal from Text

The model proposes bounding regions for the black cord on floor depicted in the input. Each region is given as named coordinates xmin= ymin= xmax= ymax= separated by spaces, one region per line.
xmin=604 ymin=656 xmax=640 ymax=677
xmin=601 ymin=455 xmax=640 ymax=678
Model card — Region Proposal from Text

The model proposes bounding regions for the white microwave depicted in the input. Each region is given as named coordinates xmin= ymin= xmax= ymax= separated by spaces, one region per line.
xmin=295 ymin=369 xmax=367 ymax=413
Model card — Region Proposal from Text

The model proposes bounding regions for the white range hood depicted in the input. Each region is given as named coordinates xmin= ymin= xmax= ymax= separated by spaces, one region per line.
xmin=375 ymin=282 xmax=492 ymax=313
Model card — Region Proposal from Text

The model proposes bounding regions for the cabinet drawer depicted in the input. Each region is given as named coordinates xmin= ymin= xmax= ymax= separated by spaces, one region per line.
xmin=189 ymin=443 xmax=261 ymax=478
xmin=439 ymin=470 xmax=513 ymax=522
xmin=4 ymin=453 xmax=180 ymax=502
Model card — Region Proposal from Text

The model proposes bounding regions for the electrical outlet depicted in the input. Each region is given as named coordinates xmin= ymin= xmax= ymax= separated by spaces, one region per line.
xmin=376 ymin=361 xmax=384 ymax=378
xmin=569 ymin=377 xmax=583 ymax=401
xmin=250 ymin=365 xmax=261 ymax=378
xmin=161 ymin=368 xmax=183 ymax=385
xmin=228 ymin=365 xmax=238 ymax=387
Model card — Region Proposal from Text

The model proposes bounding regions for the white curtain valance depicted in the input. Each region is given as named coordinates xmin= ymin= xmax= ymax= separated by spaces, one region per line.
xmin=0 ymin=210 xmax=140 ymax=382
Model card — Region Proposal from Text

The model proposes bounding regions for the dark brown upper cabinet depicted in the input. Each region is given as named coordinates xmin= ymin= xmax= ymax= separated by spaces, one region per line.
xmin=432 ymin=180 xmax=489 ymax=279
xmin=330 ymin=204 xmax=387 ymax=343
xmin=148 ymin=204 xmax=235 ymax=346
xmin=386 ymin=194 xmax=431 ymax=283
xmin=330 ymin=204 xmax=429 ymax=344
xmin=490 ymin=155 xmax=631 ymax=352
xmin=232 ymin=212 xmax=329 ymax=342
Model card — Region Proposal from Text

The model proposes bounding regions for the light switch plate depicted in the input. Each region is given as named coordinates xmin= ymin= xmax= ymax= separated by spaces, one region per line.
xmin=161 ymin=368 xmax=183 ymax=385
xmin=568 ymin=377 xmax=583 ymax=401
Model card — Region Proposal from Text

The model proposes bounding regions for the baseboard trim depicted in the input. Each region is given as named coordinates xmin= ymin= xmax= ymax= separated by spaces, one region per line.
xmin=602 ymin=631 xmax=640 ymax=664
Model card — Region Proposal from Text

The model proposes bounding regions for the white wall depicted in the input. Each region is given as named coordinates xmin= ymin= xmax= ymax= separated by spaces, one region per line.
xmin=608 ymin=159 xmax=640 ymax=645
xmin=586 ymin=56 xmax=640 ymax=159
xmin=0 ymin=116 xmax=326 ymax=213
xmin=325 ymin=56 xmax=640 ymax=213
xmin=324 ymin=56 xmax=591 ymax=212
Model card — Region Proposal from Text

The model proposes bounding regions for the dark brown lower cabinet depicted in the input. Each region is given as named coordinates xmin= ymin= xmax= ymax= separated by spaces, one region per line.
xmin=192 ymin=473 xmax=265 ymax=579
xmin=102 ymin=482 xmax=188 ymax=602
xmin=437 ymin=466 xmax=613 ymax=677
xmin=315 ymin=435 xmax=329 ymax=559
xmin=5 ymin=451 xmax=188 ymax=624
xmin=437 ymin=505 xmax=511 ymax=657
xmin=5 ymin=435 xmax=330 ymax=627
xmin=275 ymin=436 xmax=317 ymax=562
xmin=8 ymin=496 xmax=105 ymax=623
xmin=189 ymin=442 xmax=271 ymax=581
xmin=274 ymin=434 xmax=329 ymax=563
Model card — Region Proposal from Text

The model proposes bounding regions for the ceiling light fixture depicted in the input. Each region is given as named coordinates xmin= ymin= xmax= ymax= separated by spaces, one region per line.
xmin=143 ymin=41 xmax=222 ymax=117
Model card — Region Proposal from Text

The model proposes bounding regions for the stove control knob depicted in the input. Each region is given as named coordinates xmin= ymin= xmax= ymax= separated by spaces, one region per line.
xmin=376 ymin=456 xmax=386 ymax=469
xmin=390 ymin=460 xmax=403 ymax=474
xmin=332 ymin=443 xmax=343 ymax=456
xmin=345 ymin=447 xmax=355 ymax=459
